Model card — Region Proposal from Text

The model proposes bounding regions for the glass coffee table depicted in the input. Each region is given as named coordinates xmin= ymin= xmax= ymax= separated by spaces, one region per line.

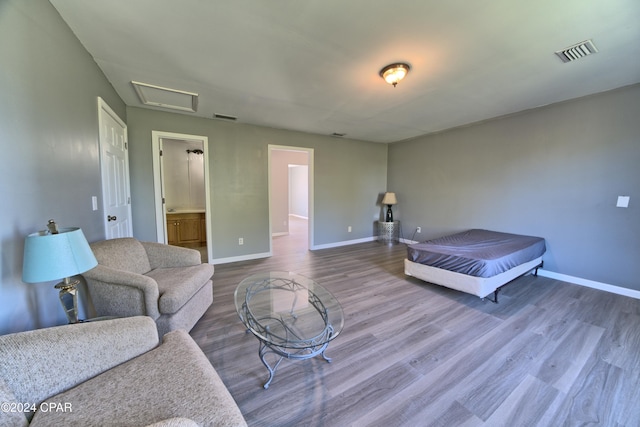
xmin=234 ymin=271 xmax=344 ymax=389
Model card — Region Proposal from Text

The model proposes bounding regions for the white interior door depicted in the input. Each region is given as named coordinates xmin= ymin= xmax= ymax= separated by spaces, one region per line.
xmin=98 ymin=97 xmax=133 ymax=238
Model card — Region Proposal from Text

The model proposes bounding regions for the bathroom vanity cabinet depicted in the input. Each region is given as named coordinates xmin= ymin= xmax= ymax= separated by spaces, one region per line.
xmin=166 ymin=212 xmax=206 ymax=247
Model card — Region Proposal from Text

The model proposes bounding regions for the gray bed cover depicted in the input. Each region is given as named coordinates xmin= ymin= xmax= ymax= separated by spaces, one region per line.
xmin=407 ymin=229 xmax=546 ymax=278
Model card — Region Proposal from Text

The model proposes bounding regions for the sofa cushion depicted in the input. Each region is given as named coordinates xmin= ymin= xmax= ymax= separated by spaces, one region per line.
xmin=30 ymin=330 xmax=247 ymax=427
xmin=90 ymin=238 xmax=152 ymax=275
xmin=146 ymin=264 xmax=214 ymax=314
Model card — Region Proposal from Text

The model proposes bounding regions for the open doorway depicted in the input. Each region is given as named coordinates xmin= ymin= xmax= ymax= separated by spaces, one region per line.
xmin=268 ymin=145 xmax=314 ymax=254
xmin=152 ymin=131 xmax=212 ymax=263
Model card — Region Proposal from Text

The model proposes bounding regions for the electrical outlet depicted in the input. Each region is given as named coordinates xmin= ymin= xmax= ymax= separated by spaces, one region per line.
xmin=416 ymin=227 xmax=422 ymax=233
xmin=348 ymin=226 xmax=352 ymax=232
xmin=238 ymin=237 xmax=244 ymax=245
xmin=617 ymin=196 xmax=630 ymax=208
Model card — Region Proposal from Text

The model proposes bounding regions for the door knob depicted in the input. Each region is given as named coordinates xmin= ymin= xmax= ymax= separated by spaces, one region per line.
xmin=107 ymin=215 xmax=117 ymax=222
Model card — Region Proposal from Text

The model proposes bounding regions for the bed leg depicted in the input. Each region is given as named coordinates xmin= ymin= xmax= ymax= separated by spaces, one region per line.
xmin=486 ymin=288 xmax=500 ymax=304
xmin=534 ymin=260 xmax=543 ymax=276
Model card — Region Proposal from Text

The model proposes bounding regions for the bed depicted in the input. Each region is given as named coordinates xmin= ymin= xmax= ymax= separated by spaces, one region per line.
xmin=404 ymin=229 xmax=545 ymax=302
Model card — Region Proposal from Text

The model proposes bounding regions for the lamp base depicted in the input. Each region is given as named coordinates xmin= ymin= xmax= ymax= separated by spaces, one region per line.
xmin=385 ymin=205 xmax=394 ymax=222
xmin=54 ymin=277 xmax=80 ymax=324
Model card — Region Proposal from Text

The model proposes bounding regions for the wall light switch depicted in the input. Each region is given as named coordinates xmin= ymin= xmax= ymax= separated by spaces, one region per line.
xmin=92 ymin=196 xmax=98 ymax=211
xmin=616 ymin=196 xmax=630 ymax=208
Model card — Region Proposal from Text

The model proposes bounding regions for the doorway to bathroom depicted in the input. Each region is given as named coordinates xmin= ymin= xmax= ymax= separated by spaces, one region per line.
xmin=152 ymin=131 xmax=212 ymax=263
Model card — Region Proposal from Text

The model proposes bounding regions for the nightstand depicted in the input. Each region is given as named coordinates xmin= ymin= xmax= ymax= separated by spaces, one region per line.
xmin=377 ymin=220 xmax=399 ymax=244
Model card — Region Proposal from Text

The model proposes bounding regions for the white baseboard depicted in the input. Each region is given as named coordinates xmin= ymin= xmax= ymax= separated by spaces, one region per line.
xmin=210 ymin=251 xmax=271 ymax=265
xmin=272 ymin=232 xmax=288 ymax=237
xmin=400 ymin=238 xmax=418 ymax=244
xmin=537 ymin=269 xmax=640 ymax=300
xmin=311 ymin=236 xmax=376 ymax=250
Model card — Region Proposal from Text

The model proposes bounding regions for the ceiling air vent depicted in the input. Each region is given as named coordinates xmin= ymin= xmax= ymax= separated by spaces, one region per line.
xmin=555 ymin=39 xmax=598 ymax=63
xmin=132 ymin=81 xmax=198 ymax=112
xmin=213 ymin=113 xmax=237 ymax=121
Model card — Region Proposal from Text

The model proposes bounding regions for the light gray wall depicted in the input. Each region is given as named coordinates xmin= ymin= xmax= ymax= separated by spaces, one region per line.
xmin=163 ymin=139 xmax=206 ymax=211
xmin=0 ymin=0 xmax=126 ymax=334
xmin=126 ymin=107 xmax=388 ymax=259
xmin=388 ymin=84 xmax=640 ymax=291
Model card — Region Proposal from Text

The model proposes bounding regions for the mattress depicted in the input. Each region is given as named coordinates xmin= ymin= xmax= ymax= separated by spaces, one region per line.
xmin=404 ymin=256 xmax=544 ymax=299
xmin=406 ymin=229 xmax=546 ymax=278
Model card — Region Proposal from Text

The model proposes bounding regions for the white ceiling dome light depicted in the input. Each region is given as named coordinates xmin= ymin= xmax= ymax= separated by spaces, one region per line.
xmin=379 ymin=63 xmax=411 ymax=87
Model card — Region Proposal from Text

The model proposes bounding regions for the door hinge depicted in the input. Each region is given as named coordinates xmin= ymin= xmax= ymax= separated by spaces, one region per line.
xmin=159 ymin=149 xmax=163 ymax=156
xmin=128 ymin=197 xmax=131 ymax=204
xmin=125 ymin=142 xmax=128 ymax=150
xmin=162 ymin=197 xmax=166 ymax=204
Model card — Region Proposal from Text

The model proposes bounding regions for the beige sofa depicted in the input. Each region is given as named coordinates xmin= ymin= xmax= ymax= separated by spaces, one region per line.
xmin=0 ymin=316 xmax=246 ymax=427
xmin=83 ymin=238 xmax=214 ymax=336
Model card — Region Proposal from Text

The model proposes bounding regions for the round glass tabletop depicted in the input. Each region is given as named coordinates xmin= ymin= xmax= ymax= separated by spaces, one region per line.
xmin=234 ymin=271 xmax=344 ymax=349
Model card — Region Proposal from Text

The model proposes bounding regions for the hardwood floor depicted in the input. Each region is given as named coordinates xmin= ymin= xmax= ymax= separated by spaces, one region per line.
xmin=190 ymin=222 xmax=640 ymax=426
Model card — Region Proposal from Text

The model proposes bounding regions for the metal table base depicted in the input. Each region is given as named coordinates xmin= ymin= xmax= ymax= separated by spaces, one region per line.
xmin=254 ymin=327 xmax=334 ymax=389
xmin=235 ymin=272 xmax=344 ymax=389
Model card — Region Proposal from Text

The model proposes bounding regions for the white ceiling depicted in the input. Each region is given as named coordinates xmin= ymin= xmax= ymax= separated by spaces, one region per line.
xmin=50 ymin=0 xmax=640 ymax=143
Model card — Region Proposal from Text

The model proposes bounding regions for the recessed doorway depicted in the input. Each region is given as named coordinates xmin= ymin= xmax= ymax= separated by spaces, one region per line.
xmin=268 ymin=145 xmax=314 ymax=255
xmin=152 ymin=131 xmax=212 ymax=263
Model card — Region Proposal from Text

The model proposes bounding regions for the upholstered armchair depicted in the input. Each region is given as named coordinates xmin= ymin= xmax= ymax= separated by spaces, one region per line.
xmin=82 ymin=238 xmax=214 ymax=336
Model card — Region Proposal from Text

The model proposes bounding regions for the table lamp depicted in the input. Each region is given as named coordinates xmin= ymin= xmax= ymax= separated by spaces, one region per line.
xmin=382 ymin=192 xmax=397 ymax=222
xmin=22 ymin=220 xmax=98 ymax=324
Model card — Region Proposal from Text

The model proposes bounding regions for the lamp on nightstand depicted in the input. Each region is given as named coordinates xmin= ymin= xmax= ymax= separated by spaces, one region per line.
xmin=22 ymin=220 xmax=98 ymax=324
xmin=382 ymin=192 xmax=397 ymax=222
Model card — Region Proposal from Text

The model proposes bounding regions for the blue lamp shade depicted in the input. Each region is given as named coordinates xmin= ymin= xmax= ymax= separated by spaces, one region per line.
xmin=22 ymin=228 xmax=98 ymax=283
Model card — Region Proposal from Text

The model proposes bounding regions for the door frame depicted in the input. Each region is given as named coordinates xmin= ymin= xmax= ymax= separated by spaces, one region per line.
xmin=97 ymin=97 xmax=133 ymax=238
xmin=268 ymin=145 xmax=314 ymax=252
xmin=152 ymin=131 xmax=212 ymax=262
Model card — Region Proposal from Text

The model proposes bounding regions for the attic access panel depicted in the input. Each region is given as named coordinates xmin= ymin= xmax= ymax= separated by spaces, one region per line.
xmin=132 ymin=81 xmax=198 ymax=113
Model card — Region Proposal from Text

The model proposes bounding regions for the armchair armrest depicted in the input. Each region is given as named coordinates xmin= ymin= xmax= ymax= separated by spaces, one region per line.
xmin=141 ymin=241 xmax=203 ymax=269
xmin=82 ymin=265 xmax=161 ymax=319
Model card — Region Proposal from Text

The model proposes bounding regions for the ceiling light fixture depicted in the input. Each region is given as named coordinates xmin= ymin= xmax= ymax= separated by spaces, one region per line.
xmin=379 ymin=63 xmax=410 ymax=87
